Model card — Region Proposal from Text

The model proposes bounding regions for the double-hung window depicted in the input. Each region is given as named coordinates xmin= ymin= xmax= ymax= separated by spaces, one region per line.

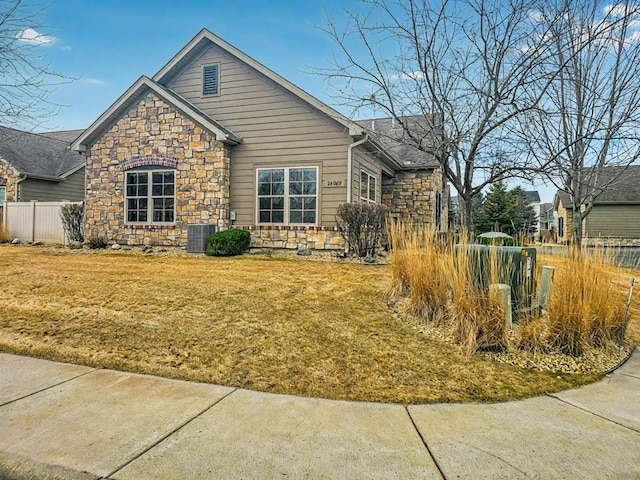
xmin=257 ymin=167 xmax=317 ymax=225
xmin=360 ymin=170 xmax=377 ymax=203
xmin=126 ymin=170 xmax=175 ymax=224
xmin=0 ymin=186 xmax=5 ymax=205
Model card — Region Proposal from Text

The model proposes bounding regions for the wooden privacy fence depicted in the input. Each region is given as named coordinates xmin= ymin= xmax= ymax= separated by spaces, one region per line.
xmin=2 ymin=201 xmax=82 ymax=244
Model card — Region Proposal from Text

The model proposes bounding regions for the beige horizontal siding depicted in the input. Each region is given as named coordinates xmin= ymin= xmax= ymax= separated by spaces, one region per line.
xmin=584 ymin=205 xmax=640 ymax=238
xmin=352 ymin=147 xmax=383 ymax=203
xmin=168 ymin=44 xmax=352 ymax=227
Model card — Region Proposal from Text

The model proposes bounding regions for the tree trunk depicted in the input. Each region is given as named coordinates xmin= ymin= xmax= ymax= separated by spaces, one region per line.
xmin=571 ymin=208 xmax=583 ymax=251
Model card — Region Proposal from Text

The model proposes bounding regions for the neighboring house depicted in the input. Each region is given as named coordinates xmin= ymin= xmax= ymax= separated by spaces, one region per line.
xmin=71 ymin=29 xmax=446 ymax=250
xmin=0 ymin=126 xmax=85 ymax=205
xmin=554 ymin=165 xmax=640 ymax=244
xmin=538 ymin=202 xmax=555 ymax=241
xmin=522 ymin=190 xmax=541 ymax=239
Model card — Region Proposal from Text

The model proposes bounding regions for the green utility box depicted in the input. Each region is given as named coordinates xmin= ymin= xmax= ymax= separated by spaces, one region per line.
xmin=455 ymin=244 xmax=537 ymax=315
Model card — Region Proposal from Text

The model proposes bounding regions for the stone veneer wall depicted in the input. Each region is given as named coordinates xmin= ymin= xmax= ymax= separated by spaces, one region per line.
xmin=0 ymin=160 xmax=20 ymax=202
xmin=382 ymin=168 xmax=446 ymax=227
xmin=85 ymin=93 xmax=231 ymax=246
xmin=240 ymin=226 xmax=344 ymax=250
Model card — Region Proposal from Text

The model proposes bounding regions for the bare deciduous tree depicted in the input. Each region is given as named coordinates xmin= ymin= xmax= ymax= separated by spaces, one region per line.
xmin=320 ymin=0 xmax=567 ymax=229
xmin=520 ymin=0 xmax=640 ymax=245
xmin=0 ymin=0 xmax=65 ymax=130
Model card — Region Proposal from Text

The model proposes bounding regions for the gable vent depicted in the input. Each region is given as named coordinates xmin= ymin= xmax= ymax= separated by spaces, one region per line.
xmin=203 ymin=65 xmax=219 ymax=95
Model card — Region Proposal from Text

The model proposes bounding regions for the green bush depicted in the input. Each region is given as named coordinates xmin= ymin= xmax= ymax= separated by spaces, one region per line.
xmin=206 ymin=229 xmax=251 ymax=256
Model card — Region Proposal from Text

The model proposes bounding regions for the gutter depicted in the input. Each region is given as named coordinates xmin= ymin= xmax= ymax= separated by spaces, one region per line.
xmin=347 ymin=133 xmax=368 ymax=203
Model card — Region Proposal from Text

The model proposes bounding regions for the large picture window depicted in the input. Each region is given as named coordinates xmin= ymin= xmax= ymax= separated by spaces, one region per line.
xmin=257 ymin=167 xmax=317 ymax=225
xmin=360 ymin=170 xmax=377 ymax=203
xmin=126 ymin=170 xmax=175 ymax=224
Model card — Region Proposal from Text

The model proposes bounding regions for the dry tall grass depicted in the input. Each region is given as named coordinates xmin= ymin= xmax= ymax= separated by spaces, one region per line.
xmin=388 ymin=222 xmax=633 ymax=357
xmin=546 ymin=249 xmax=627 ymax=355
xmin=388 ymin=221 xmax=506 ymax=354
xmin=0 ymin=224 xmax=10 ymax=243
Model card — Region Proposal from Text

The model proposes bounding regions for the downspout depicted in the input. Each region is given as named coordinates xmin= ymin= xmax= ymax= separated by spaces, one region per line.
xmin=15 ymin=174 xmax=27 ymax=202
xmin=347 ymin=133 xmax=368 ymax=203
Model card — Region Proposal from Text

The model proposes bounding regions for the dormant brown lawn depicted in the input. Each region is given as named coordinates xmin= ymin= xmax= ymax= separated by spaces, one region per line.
xmin=0 ymin=245 xmax=613 ymax=404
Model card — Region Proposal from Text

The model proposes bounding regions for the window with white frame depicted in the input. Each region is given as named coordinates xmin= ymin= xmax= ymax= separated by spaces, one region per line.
xmin=257 ymin=167 xmax=317 ymax=225
xmin=126 ymin=170 xmax=175 ymax=224
xmin=0 ymin=186 xmax=5 ymax=205
xmin=360 ymin=170 xmax=377 ymax=203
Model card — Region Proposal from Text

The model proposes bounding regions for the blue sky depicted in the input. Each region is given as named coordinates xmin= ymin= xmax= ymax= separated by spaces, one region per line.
xmin=31 ymin=0 xmax=553 ymax=201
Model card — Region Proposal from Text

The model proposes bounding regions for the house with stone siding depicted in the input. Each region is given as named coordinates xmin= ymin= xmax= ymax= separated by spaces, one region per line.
xmin=71 ymin=29 xmax=446 ymax=251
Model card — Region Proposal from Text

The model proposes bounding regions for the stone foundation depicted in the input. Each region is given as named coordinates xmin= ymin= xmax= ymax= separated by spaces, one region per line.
xmin=239 ymin=226 xmax=345 ymax=250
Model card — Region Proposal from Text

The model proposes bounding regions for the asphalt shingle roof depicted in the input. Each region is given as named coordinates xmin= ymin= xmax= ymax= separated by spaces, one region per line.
xmin=356 ymin=116 xmax=441 ymax=169
xmin=0 ymin=126 xmax=85 ymax=178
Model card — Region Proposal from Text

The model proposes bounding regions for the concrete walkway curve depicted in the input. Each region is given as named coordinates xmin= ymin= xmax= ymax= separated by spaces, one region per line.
xmin=0 ymin=352 xmax=638 ymax=479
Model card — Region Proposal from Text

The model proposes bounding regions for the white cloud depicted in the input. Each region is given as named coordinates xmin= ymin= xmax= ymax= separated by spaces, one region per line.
xmin=16 ymin=28 xmax=56 ymax=45
xmin=60 ymin=45 xmax=72 ymax=51
xmin=86 ymin=78 xmax=104 ymax=85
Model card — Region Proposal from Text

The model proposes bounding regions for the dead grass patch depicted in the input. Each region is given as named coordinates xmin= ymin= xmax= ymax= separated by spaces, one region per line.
xmin=0 ymin=245 xmax=605 ymax=404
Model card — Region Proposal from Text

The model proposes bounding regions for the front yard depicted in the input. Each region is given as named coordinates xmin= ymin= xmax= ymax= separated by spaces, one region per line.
xmin=0 ymin=245 xmax=616 ymax=404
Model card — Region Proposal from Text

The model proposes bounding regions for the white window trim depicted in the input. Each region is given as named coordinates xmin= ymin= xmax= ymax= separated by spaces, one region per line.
xmin=125 ymin=169 xmax=176 ymax=226
xmin=360 ymin=169 xmax=378 ymax=204
xmin=256 ymin=166 xmax=319 ymax=226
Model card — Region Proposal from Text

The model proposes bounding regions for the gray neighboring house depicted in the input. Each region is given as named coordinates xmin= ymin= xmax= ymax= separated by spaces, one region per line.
xmin=0 ymin=126 xmax=85 ymax=205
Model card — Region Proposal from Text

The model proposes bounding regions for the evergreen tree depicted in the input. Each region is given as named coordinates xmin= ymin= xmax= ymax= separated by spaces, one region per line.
xmin=474 ymin=182 xmax=516 ymax=235
xmin=510 ymin=187 xmax=538 ymax=235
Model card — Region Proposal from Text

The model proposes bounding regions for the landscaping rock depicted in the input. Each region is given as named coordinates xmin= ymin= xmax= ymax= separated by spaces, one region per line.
xmin=364 ymin=255 xmax=376 ymax=264
xmin=69 ymin=241 xmax=83 ymax=250
xmin=11 ymin=238 xmax=20 ymax=245
xmin=297 ymin=248 xmax=311 ymax=256
xmin=111 ymin=243 xmax=122 ymax=250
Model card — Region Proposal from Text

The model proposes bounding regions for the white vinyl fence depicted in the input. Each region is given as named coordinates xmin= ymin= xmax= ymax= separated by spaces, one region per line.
xmin=3 ymin=201 xmax=82 ymax=244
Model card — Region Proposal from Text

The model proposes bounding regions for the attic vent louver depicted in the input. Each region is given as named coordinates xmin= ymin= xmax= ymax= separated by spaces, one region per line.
xmin=203 ymin=65 xmax=219 ymax=95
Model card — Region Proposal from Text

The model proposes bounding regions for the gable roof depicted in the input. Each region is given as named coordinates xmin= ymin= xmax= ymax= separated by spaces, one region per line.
xmin=153 ymin=28 xmax=366 ymax=138
xmin=356 ymin=117 xmax=441 ymax=169
xmin=554 ymin=165 xmax=640 ymax=209
xmin=587 ymin=165 xmax=640 ymax=203
xmin=71 ymin=76 xmax=242 ymax=153
xmin=523 ymin=190 xmax=541 ymax=203
xmin=0 ymin=126 xmax=84 ymax=179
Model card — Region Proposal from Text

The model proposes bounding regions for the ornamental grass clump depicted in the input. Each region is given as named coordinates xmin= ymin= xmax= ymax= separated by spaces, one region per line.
xmin=387 ymin=220 xmax=451 ymax=320
xmin=546 ymin=249 xmax=626 ymax=355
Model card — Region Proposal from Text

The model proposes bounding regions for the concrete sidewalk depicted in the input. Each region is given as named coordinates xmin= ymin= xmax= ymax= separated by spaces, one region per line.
xmin=0 ymin=352 xmax=638 ymax=479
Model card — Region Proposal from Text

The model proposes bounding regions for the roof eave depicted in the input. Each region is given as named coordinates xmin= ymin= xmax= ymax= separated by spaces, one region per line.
xmin=71 ymin=76 xmax=241 ymax=153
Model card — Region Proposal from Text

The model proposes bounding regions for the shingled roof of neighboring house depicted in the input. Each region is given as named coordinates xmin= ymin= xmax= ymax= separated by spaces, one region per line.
xmin=0 ymin=126 xmax=85 ymax=179
xmin=523 ymin=190 xmax=541 ymax=202
xmin=555 ymin=165 xmax=640 ymax=209
xmin=357 ymin=116 xmax=442 ymax=169
xmin=41 ymin=129 xmax=86 ymax=144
